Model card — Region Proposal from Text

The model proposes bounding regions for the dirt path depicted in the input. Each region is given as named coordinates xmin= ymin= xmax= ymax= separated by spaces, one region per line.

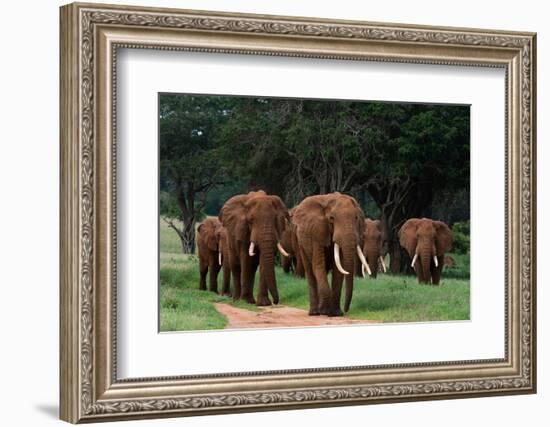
xmin=213 ymin=303 xmax=378 ymax=329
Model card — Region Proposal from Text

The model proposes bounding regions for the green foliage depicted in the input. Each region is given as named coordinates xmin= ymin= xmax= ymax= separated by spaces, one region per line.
xmin=159 ymin=95 xmax=231 ymax=187
xmin=451 ymin=221 xmax=471 ymax=254
xmin=159 ymin=191 xmax=179 ymax=218
xmin=159 ymin=94 xmax=470 ymax=259
xmin=441 ymin=253 xmax=470 ymax=279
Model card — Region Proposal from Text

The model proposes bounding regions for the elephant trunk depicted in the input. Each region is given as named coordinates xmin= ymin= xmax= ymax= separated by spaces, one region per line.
xmin=366 ymin=249 xmax=379 ymax=279
xmin=259 ymin=239 xmax=279 ymax=304
xmin=419 ymin=247 xmax=432 ymax=284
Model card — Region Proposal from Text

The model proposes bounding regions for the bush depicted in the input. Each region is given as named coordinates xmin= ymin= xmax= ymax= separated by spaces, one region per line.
xmin=451 ymin=220 xmax=470 ymax=254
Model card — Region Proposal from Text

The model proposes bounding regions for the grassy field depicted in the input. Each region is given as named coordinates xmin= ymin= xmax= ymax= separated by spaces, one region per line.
xmin=159 ymin=219 xmax=470 ymax=331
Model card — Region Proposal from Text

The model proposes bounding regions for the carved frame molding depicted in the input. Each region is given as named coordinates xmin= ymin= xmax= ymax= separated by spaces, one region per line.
xmin=60 ymin=2 xmax=536 ymax=423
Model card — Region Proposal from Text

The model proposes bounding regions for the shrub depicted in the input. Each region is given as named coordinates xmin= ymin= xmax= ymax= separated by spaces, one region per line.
xmin=451 ymin=220 xmax=470 ymax=254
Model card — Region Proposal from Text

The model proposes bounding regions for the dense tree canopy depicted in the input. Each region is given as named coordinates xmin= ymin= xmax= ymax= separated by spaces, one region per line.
xmin=160 ymin=94 xmax=469 ymax=271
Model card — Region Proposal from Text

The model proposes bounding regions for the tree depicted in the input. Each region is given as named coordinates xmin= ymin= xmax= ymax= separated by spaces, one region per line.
xmin=217 ymin=98 xmax=376 ymax=205
xmin=159 ymin=95 xmax=231 ymax=253
xmin=361 ymin=103 xmax=470 ymax=272
xmin=160 ymin=94 xmax=470 ymax=269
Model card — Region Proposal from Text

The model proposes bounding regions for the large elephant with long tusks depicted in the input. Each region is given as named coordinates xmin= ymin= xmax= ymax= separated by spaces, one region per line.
xmin=219 ymin=190 xmax=290 ymax=306
xmin=292 ymin=192 xmax=367 ymax=316
xmin=399 ymin=218 xmax=453 ymax=284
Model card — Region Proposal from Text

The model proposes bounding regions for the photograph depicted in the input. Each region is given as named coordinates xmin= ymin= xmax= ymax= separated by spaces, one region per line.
xmin=158 ymin=93 xmax=471 ymax=332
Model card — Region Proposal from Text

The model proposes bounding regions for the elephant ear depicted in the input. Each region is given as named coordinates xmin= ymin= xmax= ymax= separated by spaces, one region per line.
xmin=293 ymin=195 xmax=333 ymax=247
xmin=399 ymin=218 xmax=421 ymax=256
xmin=373 ymin=219 xmax=382 ymax=231
xmin=219 ymin=194 xmax=249 ymax=242
xmin=434 ymin=221 xmax=453 ymax=255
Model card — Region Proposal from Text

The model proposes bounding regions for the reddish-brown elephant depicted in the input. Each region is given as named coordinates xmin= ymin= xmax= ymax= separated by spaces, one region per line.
xmin=219 ymin=190 xmax=290 ymax=306
xmin=359 ymin=218 xmax=387 ymax=279
xmin=215 ymin=225 xmax=231 ymax=296
xmin=279 ymin=228 xmax=295 ymax=273
xmin=279 ymin=219 xmax=305 ymax=277
xmin=399 ymin=218 xmax=453 ymax=284
xmin=293 ymin=192 xmax=368 ymax=316
xmin=197 ymin=218 xmax=222 ymax=293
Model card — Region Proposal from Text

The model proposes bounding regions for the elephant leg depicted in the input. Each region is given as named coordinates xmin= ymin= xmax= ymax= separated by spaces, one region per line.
xmin=295 ymin=251 xmax=305 ymax=278
xmin=208 ymin=254 xmax=220 ymax=293
xmin=312 ymin=245 xmax=331 ymax=315
xmin=301 ymin=248 xmax=320 ymax=315
xmin=230 ymin=251 xmax=242 ymax=301
xmin=431 ymin=256 xmax=444 ymax=285
xmin=330 ymin=269 xmax=344 ymax=317
xmin=239 ymin=246 xmax=256 ymax=304
xmin=199 ymin=255 xmax=208 ymax=291
xmin=221 ymin=262 xmax=231 ymax=297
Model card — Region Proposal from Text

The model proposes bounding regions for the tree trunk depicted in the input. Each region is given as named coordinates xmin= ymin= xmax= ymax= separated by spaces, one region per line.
xmin=367 ymin=178 xmax=433 ymax=274
xmin=177 ymin=219 xmax=196 ymax=254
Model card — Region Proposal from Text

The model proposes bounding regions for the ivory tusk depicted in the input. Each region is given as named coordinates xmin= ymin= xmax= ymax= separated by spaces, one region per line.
xmin=356 ymin=245 xmax=372 ymax=276
xmin=433 ymin=256 xmax=439 ymax=267
xmin=411 ymin=253 xmax=418 ymax=268
xmin=218 ymin=251 xmax=222 ymax=266
xmin=361 ymin=264 xmax=366 ymax=278
xmin=333 ymin=243 xmax=350 ymax=275
xmin=248 ymin=242 xmax=255 ymax=257
xmin=379 ymin=255 xmax=387 ymax=273
xmin=277 ymin=242 xmax=290 ymax=257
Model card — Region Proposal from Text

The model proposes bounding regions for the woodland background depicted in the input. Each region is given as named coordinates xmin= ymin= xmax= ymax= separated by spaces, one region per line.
xmin=160 ymin=94 xmax=470 ymax=273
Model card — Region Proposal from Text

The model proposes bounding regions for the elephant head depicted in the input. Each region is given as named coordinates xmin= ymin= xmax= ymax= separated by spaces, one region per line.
xmin=219 ymin=190 xmax=289 ymax=304
xmin=399 ymin=218 xmax=453 ymax=284
xmin=362 ymin=218 xmax=386 ymax=279
xmin=294 ymin=192 xmax=367 ymax=312
xmin=197 ymin=218 xmax=221 ymax=253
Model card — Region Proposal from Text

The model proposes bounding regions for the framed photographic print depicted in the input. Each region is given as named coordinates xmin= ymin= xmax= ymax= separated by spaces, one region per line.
xmin=59 ymin=2 xmax=537 ymax=423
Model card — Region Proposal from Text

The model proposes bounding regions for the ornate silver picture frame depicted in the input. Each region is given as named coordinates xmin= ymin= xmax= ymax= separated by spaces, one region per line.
xmin=60 ymin=2 xmax=536 ymax=423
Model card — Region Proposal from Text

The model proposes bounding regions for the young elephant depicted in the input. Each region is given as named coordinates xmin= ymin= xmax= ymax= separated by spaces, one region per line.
xmin=215 ymin=225 xmax=231 ymax=296
xmin=357 ymin=218 xmax=387 ymax=279
xmin=279 ymin=228 xmax=295 ymax=273
xmin=219 ymin=190 xmax=290 ymax=306
xmin=293 ymin=192 xmax=369 ymax=316
xmin=197 ymin=218 xmax=223 ymax=293
xmin=399 ymin=218 xmax=453 ymax=284
xmin=279 ymin=221 xmax=305 ymax=277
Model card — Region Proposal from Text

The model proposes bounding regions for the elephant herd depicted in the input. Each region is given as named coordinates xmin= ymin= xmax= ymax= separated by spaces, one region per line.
xmin=196 ymin=190 xmax=453 ymax=317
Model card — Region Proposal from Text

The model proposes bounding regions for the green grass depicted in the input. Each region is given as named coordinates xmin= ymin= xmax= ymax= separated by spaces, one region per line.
xmin=443 ymin=253 xmax=470 ymax=279
xmin=159 ymin=252 xmax=260 ymax=331
xmin=272 ymin=268 xmax=469 ymax=323
xmin=160 ymin=254 xmax=470 ymax=331
xmin=160 ymin=218 xmax=470 ymax=331
xmin=160 ymin=217 xmax=186 ymax=254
